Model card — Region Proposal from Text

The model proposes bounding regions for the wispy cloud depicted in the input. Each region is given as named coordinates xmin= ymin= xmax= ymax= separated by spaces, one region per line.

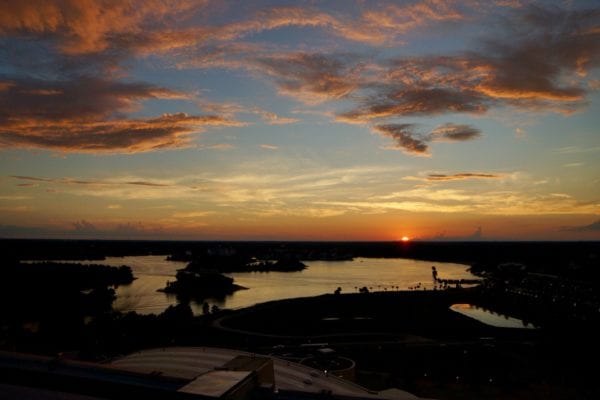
xmin=198 ymin=143 xmax=235 ymax=150
xmin=0 ymin=0 xmax=467 ymax=63
xmin=0 ymin=195 xmax=32 ymax=200
xmin=121 ymin=3 xmax=466 ymax=56
xmin=172 ymin=211 xmax=214 ymax=219
xmin=0 ymin=205 xmax=31 ymax=212
xmin=318 ymin=188 xmax=600 ymax=216
xmin=254 ymin=110 xmax=299 ymax=125
xmin=5 ymin=163 xmax=597 ymax=225
xmin=197 ymin=98 xmax=299 ymax=125
xmin=125 ymin=181 xmax=171 ymax=187
xmin=554 ymin=146 xmax=600 ymax=154
xmin=256 ymin=53 xmax=364 ymax=103
xmin=359 ymin=1 xmax=465 ymax=38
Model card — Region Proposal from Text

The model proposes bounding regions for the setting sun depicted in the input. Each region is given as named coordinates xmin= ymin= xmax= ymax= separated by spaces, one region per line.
xmin=401 ymin=236 xmax=410 ymax=242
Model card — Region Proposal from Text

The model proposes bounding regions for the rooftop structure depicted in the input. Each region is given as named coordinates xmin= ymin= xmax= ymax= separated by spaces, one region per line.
xmin=111 ymin=347 xmax=423 ymax=399
xmin=0 ymin=347 xmax=430 ymax=399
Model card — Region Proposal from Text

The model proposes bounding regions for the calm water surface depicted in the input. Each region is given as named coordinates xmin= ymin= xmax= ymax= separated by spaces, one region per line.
xmin=91 ymin=255 xmax=475 ymax=315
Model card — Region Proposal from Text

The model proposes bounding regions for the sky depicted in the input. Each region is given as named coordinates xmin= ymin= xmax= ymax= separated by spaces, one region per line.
xmin=0 ymin=0 xmax=599 ymax=241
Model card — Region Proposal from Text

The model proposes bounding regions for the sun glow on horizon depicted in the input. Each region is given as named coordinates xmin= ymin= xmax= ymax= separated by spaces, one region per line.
xmin=401 ymin=236 xmax=410 ymax=242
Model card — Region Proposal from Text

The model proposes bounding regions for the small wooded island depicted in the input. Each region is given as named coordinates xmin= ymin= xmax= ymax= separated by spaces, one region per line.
xmin=159 ymin=251 xmax=306 ymax=300
xmin=159 ymin=270 xmax=246 ymax=301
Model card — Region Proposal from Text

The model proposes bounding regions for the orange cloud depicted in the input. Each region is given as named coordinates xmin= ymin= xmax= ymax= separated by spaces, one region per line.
xmin=1 ymin=2 xmax=461 ymax=59
xmin=362 ymin=0 xmax=464 ymax=35
xmin=132 ymin=3 xmax=463 ymax=55
xmin=0 ymin=0 xmax=203 ymax=54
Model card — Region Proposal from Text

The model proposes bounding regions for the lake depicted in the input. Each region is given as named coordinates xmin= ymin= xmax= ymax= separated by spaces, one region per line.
xmin=87 ymin=255 xmax=476 ymax=315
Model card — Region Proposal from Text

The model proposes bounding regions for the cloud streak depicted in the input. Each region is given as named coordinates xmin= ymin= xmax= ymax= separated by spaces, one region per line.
xmin=426 ymin=173 xmax=502 ymax=181
xmin=11 ymin=175 xmax=171 ymax=187
xmin=373 ymin=123 xmax=482 ymax=155
xmin=430 ymin=123 xmax=481 ymax=142
xmin=1 ymin=112 xmax=243 ymax=153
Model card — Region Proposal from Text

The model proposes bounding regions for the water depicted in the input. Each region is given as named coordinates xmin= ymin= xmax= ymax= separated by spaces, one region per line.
xmin=75 ymin=255 xmax=473 ymax=315
xmin=450 ymin=303 xmax=537 ymax=329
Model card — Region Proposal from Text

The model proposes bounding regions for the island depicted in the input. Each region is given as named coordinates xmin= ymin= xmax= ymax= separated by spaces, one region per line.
xmin=159 ymin=270 xmax=246 ymax=302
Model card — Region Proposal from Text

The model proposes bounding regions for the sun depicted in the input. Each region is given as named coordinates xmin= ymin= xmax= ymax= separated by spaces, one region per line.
xmin=401 ymin=236 xmax=410 ymax=242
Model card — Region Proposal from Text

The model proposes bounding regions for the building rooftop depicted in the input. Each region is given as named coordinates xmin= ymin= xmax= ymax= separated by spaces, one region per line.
xmin=0 ymin=347 xmax=429 ymax=399
xmin=110 ymin=346 xmax=422 ymax=399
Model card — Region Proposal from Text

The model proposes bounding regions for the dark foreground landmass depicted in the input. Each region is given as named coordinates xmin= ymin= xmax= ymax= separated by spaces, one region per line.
xmin=215 ymin=289 xmax=599 ymax=400
xmin=0 ymin=239 xmax=599 ymax=399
